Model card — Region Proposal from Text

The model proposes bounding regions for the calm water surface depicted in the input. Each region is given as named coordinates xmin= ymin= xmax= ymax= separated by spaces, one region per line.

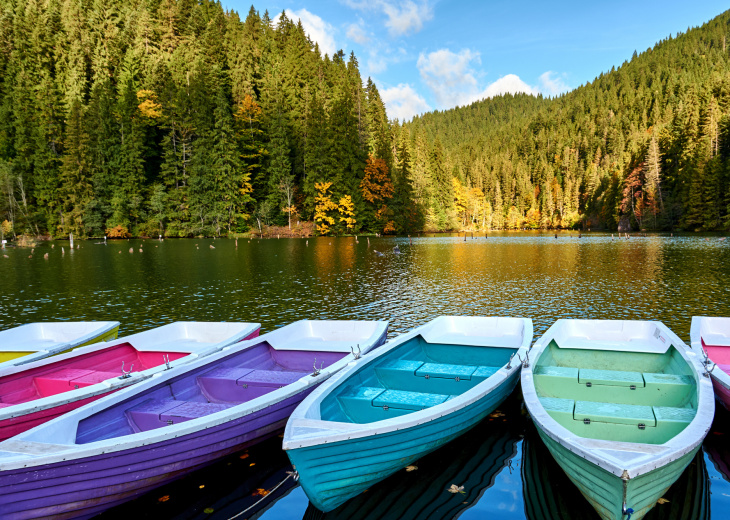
xmin=2 ymin=232 xmax=730 ymax=519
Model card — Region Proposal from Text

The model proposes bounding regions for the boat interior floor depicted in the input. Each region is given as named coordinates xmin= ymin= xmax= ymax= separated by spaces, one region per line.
xmin=0 ymin=344 xmax=189 ymax=406
xmin=321 ymin=336 xmax=518 ymax=424
xmin=74 ymin=343 xmax=345 ymax=444
xmin=534 ymin=344 xmax=698 ymax=444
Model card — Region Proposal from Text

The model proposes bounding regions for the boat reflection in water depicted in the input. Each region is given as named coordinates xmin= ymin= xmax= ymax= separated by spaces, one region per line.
xmin=522 ymin=423 xmax=709 ymax=520
xmin=99 ymin=434 xmax=297 ymax=519
xmin=302 ymin=396 xmax=522 ymax=520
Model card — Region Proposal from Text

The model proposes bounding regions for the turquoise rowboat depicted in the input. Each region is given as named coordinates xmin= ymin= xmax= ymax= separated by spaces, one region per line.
xmin=522 ymin=319 xmax=714 ymax=520
xmin=283 ymin=316 xmax=532 ymax=512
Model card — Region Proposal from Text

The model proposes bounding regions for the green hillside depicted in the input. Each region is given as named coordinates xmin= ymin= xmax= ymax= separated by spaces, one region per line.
xmin=401 ymin=10 xmax=730 ymax=231
xmin=0 ymin=0 xmax=394 ymax=238
xmin=0 ymin=2 xmax=728 ymax=238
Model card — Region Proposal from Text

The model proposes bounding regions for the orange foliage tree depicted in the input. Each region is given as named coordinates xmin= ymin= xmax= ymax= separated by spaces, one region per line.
xmin=360 ymin=156 xmax=394 ymax=233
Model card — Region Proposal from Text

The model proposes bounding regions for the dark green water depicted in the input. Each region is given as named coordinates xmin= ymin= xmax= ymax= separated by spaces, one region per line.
xmin=2 ymin=232 xmax=730 ymax=519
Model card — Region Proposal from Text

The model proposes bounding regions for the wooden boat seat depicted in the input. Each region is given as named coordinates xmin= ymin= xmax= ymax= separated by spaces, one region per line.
xmin=373 ymin=389 xmax=450 ymax=411
xmin=34 ymin=369 xmax=120 ymax=396
xmin=374 ymin=360 xmax=500 ymax=394
xmin=126 ymin=398 xmax=233 ymax=431
xmin=574 ymin=400 xmax=656 ymax=426
xmin=539 ymin=397 xmax=575 ymax=422
xmin=237 ymin=369 xmax=307 ymax=388
xmin=197 ymin=367 xmax=307 ymax=403
xmin=579 ymin=369 xmax=644 ymax=387
xmin=653 ymin=406 xmax=695 ymax=436
xmin=415 ymin=363 xmax=477 ymax=380
xmin=534 ymin=365 xmax=693 ymax=407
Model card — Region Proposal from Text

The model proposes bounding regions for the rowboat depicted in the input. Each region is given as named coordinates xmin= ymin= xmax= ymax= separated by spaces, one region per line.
xmin=284 ymin=315 xmax=533 ymax=512
xmin=522 ymin=422 xmax=709 ymax=520
xmin=521 ymin=319 xmax=714 ymax=520
xmin=690 ymin=316 xmax=730 ymax=410
xmin=0 ymin=321 xmax=120 ymax=369
xmin=303 ymin=398 xmax=520 ymax=520
xmin=0 ymin=321 xmax=260 ymax=441
xmin=0 ymin=319 xmax=387 ymax=520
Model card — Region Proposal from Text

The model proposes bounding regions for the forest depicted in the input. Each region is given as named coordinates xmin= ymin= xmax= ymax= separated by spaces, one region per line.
xmin=0 ymin=2 xmax=729 ymax=238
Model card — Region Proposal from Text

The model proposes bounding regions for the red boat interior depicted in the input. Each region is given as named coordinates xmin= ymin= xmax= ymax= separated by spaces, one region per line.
xmin=704 ymin=339 xmax=730 ymax=374
xmin=0 ymin=344 xmax=188 ymax=407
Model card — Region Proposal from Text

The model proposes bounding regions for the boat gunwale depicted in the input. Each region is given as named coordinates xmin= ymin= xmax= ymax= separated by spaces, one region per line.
xmin=0 ymin=319 xmax=387 ymax=472
xmin=0 ymin=321 xmax=121 ymax=369
xmin=282 ymin=316 xmax=533 ymax=450
xmin=522 ymin=318 xmax=714 ymax=480
xmin=690 ymin=316 xmax=730 ymax=396
xmin=0 ymin=322 xmax=261 ymax=421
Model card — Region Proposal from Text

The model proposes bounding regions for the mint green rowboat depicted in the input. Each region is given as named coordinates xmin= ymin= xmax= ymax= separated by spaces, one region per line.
xmin=521 ymin=319 xmax=714 ymax=520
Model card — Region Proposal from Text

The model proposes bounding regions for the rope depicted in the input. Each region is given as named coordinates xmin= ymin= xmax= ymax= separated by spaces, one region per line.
xmin=227 ymin=470 xmax=298 ymax=520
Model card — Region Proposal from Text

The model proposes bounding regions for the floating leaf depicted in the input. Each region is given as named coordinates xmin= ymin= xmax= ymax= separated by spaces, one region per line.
xmin=249 ymin=463 xmax=256 ymax=467
xmin=158 ymin=495 xmax=170 ymax=502
xmin=657 ymin=498 xmax=669 ymax=504
xmin=253 ymin=488 xmax=270 ymax=497
xmin=203 ymin=508 xmax=214 ymax=514
xmin=488 ymin=411 xmax=505 ymax=418
xmin=448 ymin=484 xmax=465 ymax=494
xmin=405 ymin=465 xmax=418 ymax=472
xmin=199 ymin=485 xmax=205 ymax=489
xmin=239 ymin=453 xmax=250 ymax=459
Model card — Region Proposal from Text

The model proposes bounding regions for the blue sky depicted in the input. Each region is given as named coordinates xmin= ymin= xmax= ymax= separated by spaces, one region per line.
xmin=223 ymin=1 xmax=729 ymax=120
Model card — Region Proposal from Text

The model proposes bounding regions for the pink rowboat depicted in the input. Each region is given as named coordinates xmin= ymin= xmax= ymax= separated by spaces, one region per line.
xmin=0 ymin=321 xmax=260 ymax=441
xmin=690 ymin=317 xmax=730 ymax=409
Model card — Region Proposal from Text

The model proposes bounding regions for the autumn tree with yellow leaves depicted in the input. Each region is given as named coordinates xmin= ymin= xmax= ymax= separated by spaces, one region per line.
xmin=314 ymin=182 xmax=338 ymax=235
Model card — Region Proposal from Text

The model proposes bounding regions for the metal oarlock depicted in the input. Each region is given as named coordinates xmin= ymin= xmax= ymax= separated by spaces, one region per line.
xmin=311 ymin=358 xmax=324 ymax=377
xmin=120 ymin=361 xmax=134 ymax=379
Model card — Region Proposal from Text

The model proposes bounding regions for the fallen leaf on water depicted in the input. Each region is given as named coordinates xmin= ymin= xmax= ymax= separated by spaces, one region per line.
xmin=158 ymin=495 xmax=170 ymax=502
xmin=448 ymin=484 xmax=465 ymax=494
xmin=488 ymin=411 xmax=505 ymax=418
xmin=239 ymin=453 xmax=249 ymax=459
xmin=249 ymin=463 xmax=256 ymax=467
xmin=657 ymin=498 xmax=669 ymax=504
xmin=199 ymin=485 xmax=205 ymax=489
xmin=253 ymin=488 xmax=270 ymax=497
xmin=203 ymin=508 xmax=214 ymax=514
xmin=405 ymin=465 xmax=418 ymax=472
xmin=462 ymin=502 xmax=469 ymax=505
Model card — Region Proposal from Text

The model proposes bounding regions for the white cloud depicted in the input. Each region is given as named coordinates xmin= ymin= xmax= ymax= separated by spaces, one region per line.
xmin=537 ymin=71 xmax=570 ymax=97
xmin=381 ymin=1 xmax=434 ymax=36
xmin=343 ymin=0 xmax=433 ymax=37
xmin=417 ymin=49 xmax=481 ymax=107
xmin=416 ymin=47 xmax=569 ymax=109
xmin=381 ymin=83 xmax=431 ymax=121
xmin=481 ymin=74 xmax=537 ymax=98
xmin=274 ymin=9 xmax=337 ymax=57
xmin=346 ymin=23 xmax=369 ymax=45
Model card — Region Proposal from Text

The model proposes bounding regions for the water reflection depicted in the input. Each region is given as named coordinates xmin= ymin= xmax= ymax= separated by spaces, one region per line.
xmin=98 ymin=434 xmax=296 ymax=519
xmin=302 ymin=395 xmax=523 ymax=520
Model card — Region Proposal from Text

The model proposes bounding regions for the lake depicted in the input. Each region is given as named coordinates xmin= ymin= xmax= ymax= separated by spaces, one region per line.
xmin=2 ymin=232 xmax=730 ymax=519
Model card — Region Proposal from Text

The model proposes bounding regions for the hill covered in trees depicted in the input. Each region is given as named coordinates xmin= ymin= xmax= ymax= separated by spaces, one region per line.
xmin=403 ymin=10 xmax=730 ymax=232
xmin=1 ymin=3 xmax=729 ymax=238
xmin=0 ymin=0 xmax=396 ymax=238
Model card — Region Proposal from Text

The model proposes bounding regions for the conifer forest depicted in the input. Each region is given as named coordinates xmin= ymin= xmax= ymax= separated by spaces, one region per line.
xmin=1 ymin=2 xmax=730 ymax=238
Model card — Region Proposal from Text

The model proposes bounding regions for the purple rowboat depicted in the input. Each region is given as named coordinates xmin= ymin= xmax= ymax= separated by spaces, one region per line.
xmin=0 ymin=319 xmax=388 ymax=520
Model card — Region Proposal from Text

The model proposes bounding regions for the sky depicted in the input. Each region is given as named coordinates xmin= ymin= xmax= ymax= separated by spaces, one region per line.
xmin=223 ymin=1 xmax=729 ymax=121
